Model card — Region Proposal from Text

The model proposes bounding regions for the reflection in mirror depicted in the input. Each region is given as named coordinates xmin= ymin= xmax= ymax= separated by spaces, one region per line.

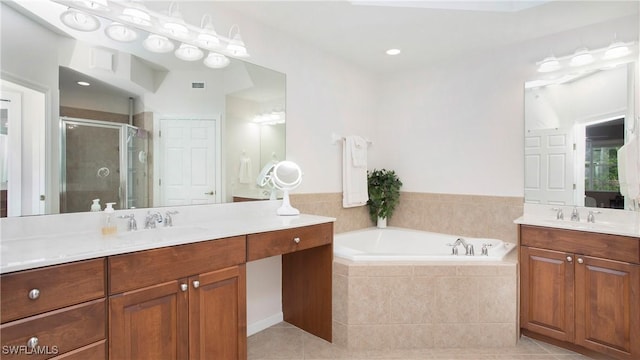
xmin=524 ymin=63 xmax=632 ymax=210
xmin=0 ymin=1 xmax=286 ymax=216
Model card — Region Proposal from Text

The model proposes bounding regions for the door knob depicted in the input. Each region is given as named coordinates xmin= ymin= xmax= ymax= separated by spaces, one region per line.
xmin=577 ymin=258 xmax=584 ymax=264
xmin=566 ymin=256 xmax=573 ymax=262
xmin=204 ymin=191 xmax=215 ymax=195
xmin=193 ymin=280 xmax=200 ymax=288
xmin=293 ymin=237 xmax=301 ymax=244
xmin=180 ymin=283 xmax=188 ymax=292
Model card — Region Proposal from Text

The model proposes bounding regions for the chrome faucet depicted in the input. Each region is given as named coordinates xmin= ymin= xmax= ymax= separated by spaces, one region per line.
xmin=552 ymin=207 xmax=564 ymax=220
xmin=118 ymin=214 xmax=137 ymax=231
xmin=587 ymin=210 xmax=601 ymax=223
xmin=570 ymin=207 xmax=580 ymax=222
xmin=145 ymin=211 xmax=163 ymax=229
xmin=450 ymin=238 xmax=474 ymax=256
xmin=164 ymin=210 xmax=179 ymax=227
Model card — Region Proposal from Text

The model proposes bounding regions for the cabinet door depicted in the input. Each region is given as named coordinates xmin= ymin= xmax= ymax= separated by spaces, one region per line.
xmin=110 ymin=280 xmax=189 ymax=360
xmin=520 ymin=246 xmax=575 ymax=342
xmin=574 ymin=256 xmax=640 ymax=360
xmin=189 ymin=265 xmax=246 ymax=360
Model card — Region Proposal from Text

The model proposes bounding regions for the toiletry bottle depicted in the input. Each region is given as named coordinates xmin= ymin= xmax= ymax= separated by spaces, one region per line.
xmin=90 ymin=199 xmax=101 ymax=212
xmin=102 ymin=202 xmax=117 ymax=235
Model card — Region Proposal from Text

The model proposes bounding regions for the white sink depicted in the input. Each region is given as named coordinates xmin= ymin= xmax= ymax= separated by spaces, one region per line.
xmin=539 ymin=219 xmax=623 ymax=232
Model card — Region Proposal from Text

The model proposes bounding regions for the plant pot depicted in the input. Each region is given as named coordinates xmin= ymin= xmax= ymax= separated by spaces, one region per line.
xmin=377 ymin=217 xmax=387 ymax=228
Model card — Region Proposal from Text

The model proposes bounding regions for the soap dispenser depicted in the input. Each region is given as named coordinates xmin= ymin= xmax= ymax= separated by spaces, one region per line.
xmin=90 ymin=199 xmax=101 ymax=212
xmin=102 ymin=202 xmax=117 ymax=235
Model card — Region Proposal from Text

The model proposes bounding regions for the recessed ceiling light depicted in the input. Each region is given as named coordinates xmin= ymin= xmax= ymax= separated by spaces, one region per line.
xmin=77 ymin=81 xmax=91 ymax=86
xmin=386 ymin=48 xmax=401 ymax=55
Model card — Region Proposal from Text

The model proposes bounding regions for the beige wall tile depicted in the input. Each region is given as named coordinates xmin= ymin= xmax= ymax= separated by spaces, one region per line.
xmin=347 ymin=276 xmax=394 ymax=325
xmin=333 ymin=274 xmax=349 ymax=323
xmin=433 ymin=277 xmax=480 ymax=323
xmin=388 ymin=277 xmax=436 ymax=324
xmin=291 ymin=192 xmax=523 ymax=241
xmin=477 ymin=276 xmax=518 ymax=323
xmin=432 ymin=323 xmax=517 ymax=348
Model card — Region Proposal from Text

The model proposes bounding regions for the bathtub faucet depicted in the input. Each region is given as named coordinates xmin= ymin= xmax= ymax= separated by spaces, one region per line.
xmin=451 ymin=238 xmax=475 ymax=256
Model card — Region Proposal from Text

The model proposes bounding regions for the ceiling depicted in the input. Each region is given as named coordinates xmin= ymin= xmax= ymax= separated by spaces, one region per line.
xmin=209 ymin=0 xmax=638 ymax=74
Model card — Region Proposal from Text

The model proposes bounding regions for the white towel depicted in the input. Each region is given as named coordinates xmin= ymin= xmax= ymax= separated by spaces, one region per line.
xmin=618 ymin=134 xmax=639 ymax=204
xmin=239 ymin=156 xmax=252 ymax=184
xmin=343 ymin=135 xmax=368 ymax=208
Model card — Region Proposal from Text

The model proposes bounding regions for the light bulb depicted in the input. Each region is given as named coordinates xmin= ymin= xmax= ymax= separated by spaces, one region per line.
xmin=143 ymin=34 xmax=174 ymax=53
xmin=175 ymin=44 xmax=204 ymax=61
xmin=204 ymin=52 xmax=230 ymax=69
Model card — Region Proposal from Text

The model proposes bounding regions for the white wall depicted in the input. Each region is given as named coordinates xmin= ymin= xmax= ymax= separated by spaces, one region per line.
xmin=373 ymin=15 xmax=638 ymax=198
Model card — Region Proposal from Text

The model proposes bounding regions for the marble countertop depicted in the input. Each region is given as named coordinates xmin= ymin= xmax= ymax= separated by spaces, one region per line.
xmin=515 ymin=204 xmax=640 ymax=238
xmin=0 ymin=201 xmax=335 ymax=274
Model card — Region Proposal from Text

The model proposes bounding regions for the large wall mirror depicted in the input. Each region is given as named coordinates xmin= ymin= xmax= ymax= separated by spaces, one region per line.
xmin=1 ymin=1 xmax=285 ymax=217
xmin=524 ymin=61 xmax=635 ymax=211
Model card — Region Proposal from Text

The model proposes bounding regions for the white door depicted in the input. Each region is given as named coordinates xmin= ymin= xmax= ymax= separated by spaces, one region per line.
xmin=159 ymin=119 xmax=219 ymax=206
xmin=525 ymin=128 xmax=575 ymax=205
xmin=0 ymin=91 xmax=21 ymax=216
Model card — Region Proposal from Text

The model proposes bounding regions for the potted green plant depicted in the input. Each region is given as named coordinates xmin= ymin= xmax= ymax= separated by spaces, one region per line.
xmin=367 ymin=169 xmax=403 ymax=228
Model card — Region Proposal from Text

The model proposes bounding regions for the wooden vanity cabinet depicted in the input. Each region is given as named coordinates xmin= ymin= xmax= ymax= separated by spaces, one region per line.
xmin=247 ymin=222 xmax=333 ymax=342
xmin=108 ymin=236 xmax=247 ymax=360
xmin=520 ymin=225 xmax=640 ymax=360
xmin=0 ymin=259 xmax=107 ymax=360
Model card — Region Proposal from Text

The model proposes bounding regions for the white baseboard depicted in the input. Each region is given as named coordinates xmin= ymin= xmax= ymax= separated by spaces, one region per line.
xmin=247 ymin=312 xmax=283 ymax=337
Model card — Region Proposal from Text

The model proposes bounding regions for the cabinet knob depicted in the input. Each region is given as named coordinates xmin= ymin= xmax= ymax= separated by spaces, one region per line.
xmin=180 ymin=283 xmax=188 ymax=292
xmin=577 ymin=258 xmax=584 ymax=264
xmin=27 ymin=336 xmax=39 ymax=349
xmin=566 ymin=256 xmax=573 ymax=262
xmin=193 ymin=281 xmax=200 ymax=289
xmin=28 ymin=289 xmax=40 ymax=300
xmin=293 ymin=237 xmax=301 ymax=244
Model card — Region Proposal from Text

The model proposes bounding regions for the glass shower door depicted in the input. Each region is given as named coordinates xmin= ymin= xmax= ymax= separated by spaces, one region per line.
xmin=61 ymin=118 xmax=149 ymax=213
xmin=61 ymin=119 xmax=122 ymax=213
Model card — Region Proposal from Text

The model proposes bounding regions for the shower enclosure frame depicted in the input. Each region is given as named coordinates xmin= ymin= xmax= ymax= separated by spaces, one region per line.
xmin=60 ymin=117 xmax=144 ymax=212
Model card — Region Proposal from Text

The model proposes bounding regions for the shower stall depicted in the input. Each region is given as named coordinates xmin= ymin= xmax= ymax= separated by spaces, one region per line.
xmin=60 ymin=117 xmax=149 ymax=213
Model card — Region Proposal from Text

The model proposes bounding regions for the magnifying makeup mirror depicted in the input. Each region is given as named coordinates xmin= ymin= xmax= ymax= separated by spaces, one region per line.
xmin=271 ymin=161 xmax=302 ymax=216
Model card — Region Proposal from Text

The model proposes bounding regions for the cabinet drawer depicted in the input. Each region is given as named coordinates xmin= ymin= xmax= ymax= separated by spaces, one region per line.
xmin=1 ymin=259 xmax=106 ymax=323
xmin=50 ymin=341 xmax=105 ymax=360
xmin=248 ymin=222 xmax=333 ymax=261
xmin=520 ymin=225 xmax=640 ymax=264
xmin=0 ymin=299 xmax=105 ymax=360
xmin=109 ymin=236 xmax=246 ymax=294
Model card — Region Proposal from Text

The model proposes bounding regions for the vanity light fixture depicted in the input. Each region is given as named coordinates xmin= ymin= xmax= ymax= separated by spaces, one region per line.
xmin=604 ymin=41 xmax=630 ymax=59
xmin=175 ymin=43 xmax=204 ymax=61
xmin=119 ymin=6 xmax=152 ymax=27
xmin=105 ymin=22 xmax=137 ymax=42
xmin=54 ymin=0 xmax=251 ymax=69
xmin=195 ymin=14 xmax=221 ymax=50
xmin=60 ymin=8 xmax=100 ymax=32
xmin=76 ymin=0 xmax=109 ymax=12
xmin=225 ymin=25 xmax=250 ymax=58
xmin=160 ymin=3 xmax=190 ymax=40
xmin=536 ymin=56 xmax=560 ymax=73
xmin=203 ymin=52 xmax=230 ymax=68
xmin=569 ymin=47 xmax=594 ymax=67
xmin=535 ymin=39 xmax=636 ymax=73
xmin=143 ymin=34 xmax=175 ymax=53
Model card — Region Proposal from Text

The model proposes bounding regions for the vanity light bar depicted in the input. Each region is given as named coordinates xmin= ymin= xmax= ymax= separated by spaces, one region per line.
xmin=536 ymin=41 xmax=636 ymax=73
xmin=53 ymin=0 xmax=249 ymax=67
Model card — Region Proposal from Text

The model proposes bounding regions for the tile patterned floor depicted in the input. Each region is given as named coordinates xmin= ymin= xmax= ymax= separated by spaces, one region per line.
xmin=248 ymin=323 xmax=596 ymax=360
